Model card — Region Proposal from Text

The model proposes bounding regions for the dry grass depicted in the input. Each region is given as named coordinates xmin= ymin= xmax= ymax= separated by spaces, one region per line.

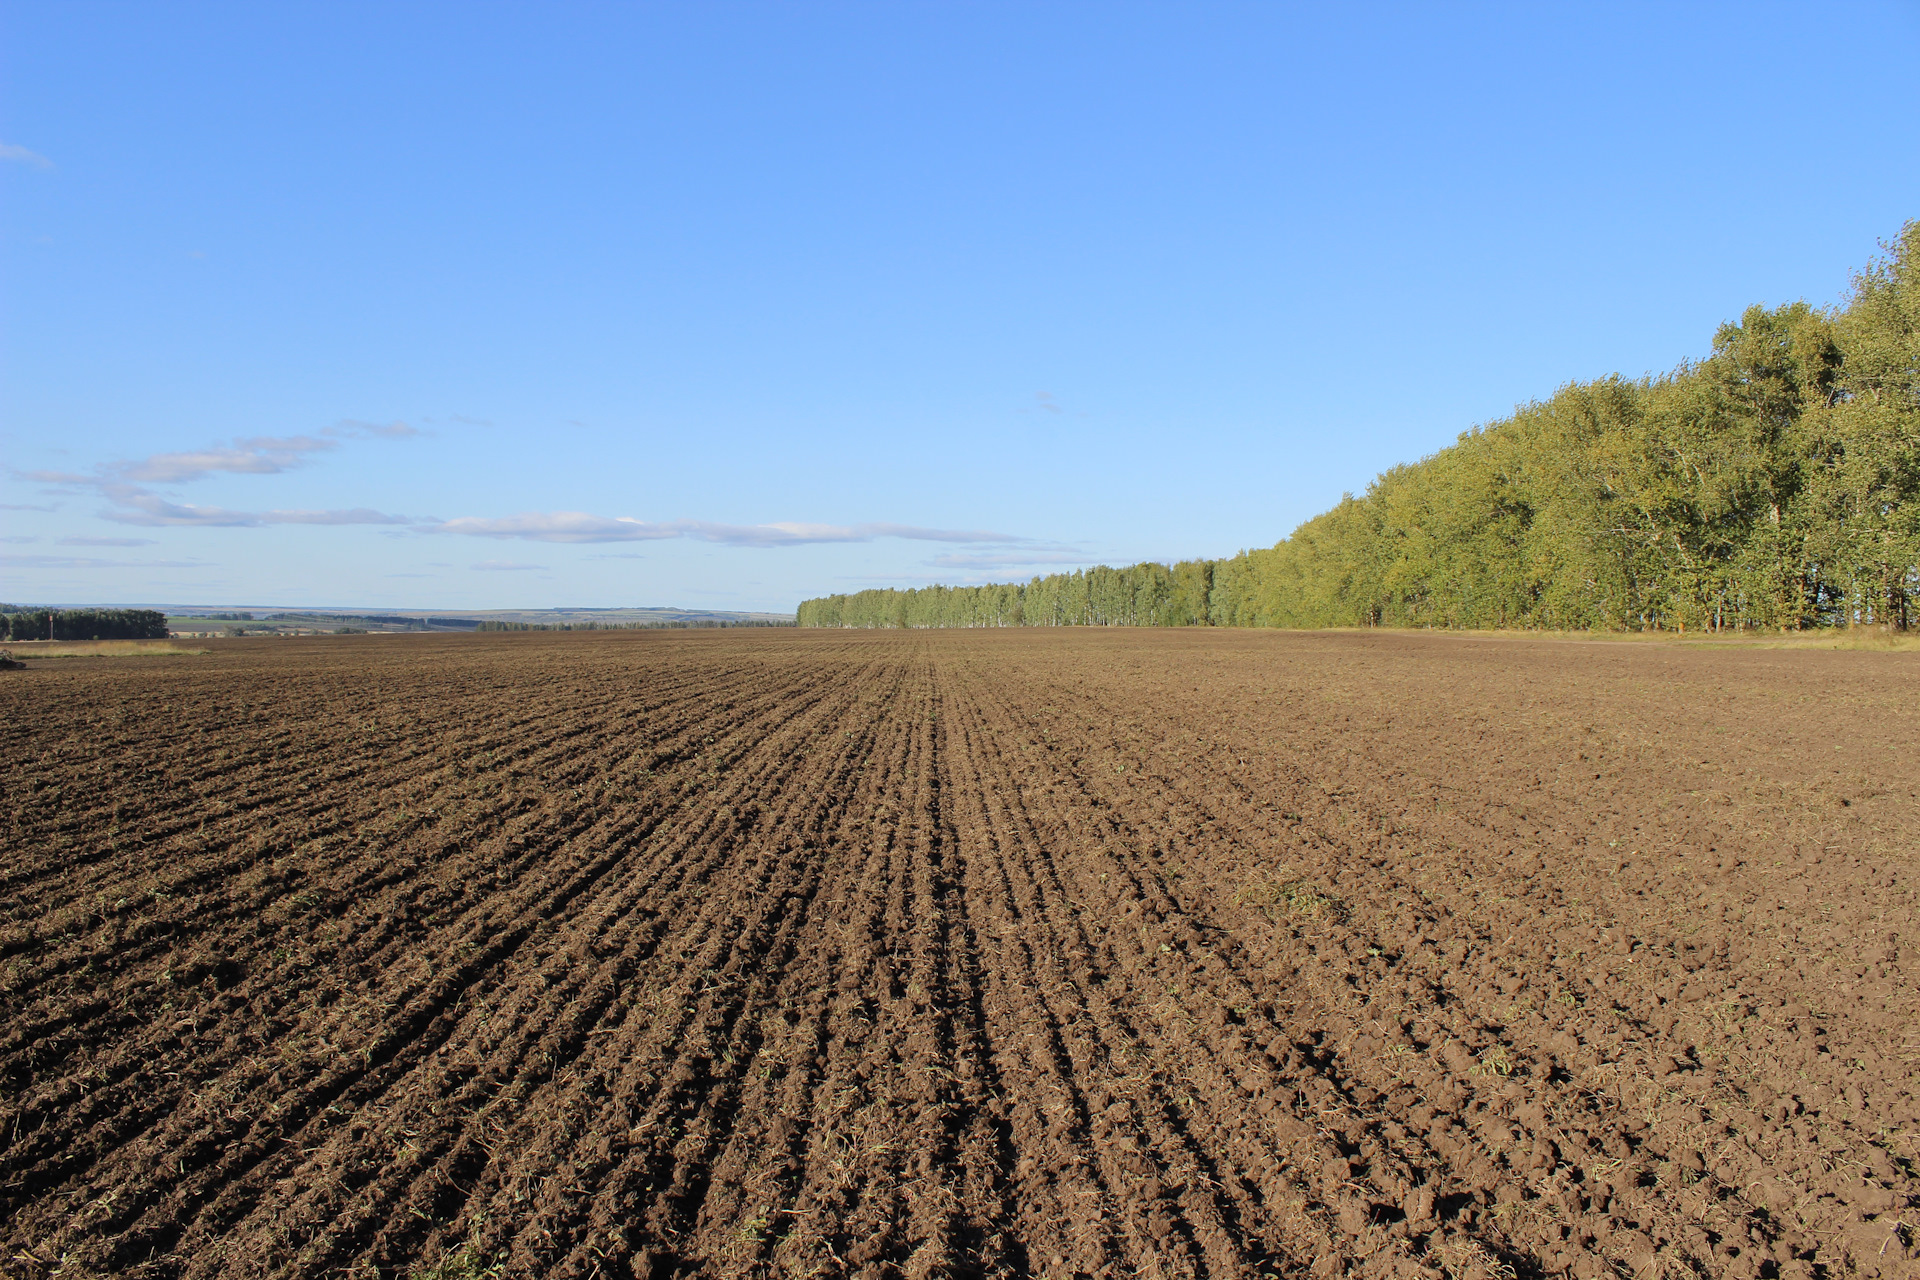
xmin=1234 ymin=879 xmax=1352 ymax=925
xmin=406 ymin=1242 xmax=501 ymax=1280
xmin=4 ymin=639 xmax=211 ymax=659
xmin=1739 ymin=629 xmax=1920 ymax=652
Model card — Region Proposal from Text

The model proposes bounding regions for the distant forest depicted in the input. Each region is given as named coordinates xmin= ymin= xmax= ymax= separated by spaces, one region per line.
xmin=801 ymin=223 xmax=1920 ymax=632
xmin=0 ymin=608 xmax=169 ymax=641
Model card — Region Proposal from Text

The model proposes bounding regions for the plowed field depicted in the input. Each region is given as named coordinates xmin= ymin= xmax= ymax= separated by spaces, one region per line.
xmin=4 ymin=630 xmax=1916 ymax=1280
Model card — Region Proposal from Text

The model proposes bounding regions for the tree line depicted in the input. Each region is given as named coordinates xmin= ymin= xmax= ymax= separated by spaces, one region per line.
xmin=800 ymin=222 xmax=1920 ymax=633
xmin=0 ymin=608 xmax=171 ymax=641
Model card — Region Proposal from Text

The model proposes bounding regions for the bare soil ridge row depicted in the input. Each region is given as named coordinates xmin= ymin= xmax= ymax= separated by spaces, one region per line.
xmin=1 ymin=630 xmax=1914 ymax=1279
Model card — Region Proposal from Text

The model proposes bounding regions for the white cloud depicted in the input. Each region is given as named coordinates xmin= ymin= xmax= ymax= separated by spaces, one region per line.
xmin=1 ymin=535 xmax=35 ymax=544
xmin=58 ymin=536 xmax=158 ymax=547
xmin=0 ymin=142 xmax=52 ymax=169
xmin=472 ymin=560 xmax=543 ymax=571
xmin=432 ymin=511 xmax=1028 ymax=547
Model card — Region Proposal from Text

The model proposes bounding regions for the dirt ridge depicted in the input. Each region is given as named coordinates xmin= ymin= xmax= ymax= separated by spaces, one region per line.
xmin=2 ymin=630 xmax=1914 ymax=1279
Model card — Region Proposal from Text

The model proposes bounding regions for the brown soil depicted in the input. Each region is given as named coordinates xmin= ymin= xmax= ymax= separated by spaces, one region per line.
xmin=2 ymin=629 xmax=1915 ymax=1279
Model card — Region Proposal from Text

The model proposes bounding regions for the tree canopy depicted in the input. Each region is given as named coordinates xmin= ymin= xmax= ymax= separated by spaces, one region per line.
xmin=800 ymin=222 xmax=1920 ymax=632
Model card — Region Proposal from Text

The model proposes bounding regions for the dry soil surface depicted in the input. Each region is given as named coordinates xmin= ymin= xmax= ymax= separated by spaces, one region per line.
xmin=2 ymin=629 xmax=1916 ymax=1279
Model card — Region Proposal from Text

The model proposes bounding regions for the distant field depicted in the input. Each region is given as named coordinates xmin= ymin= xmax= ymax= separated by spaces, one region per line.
xmin=2 ymin=630 xmax=1914 ymax=1278
xmin=4 ymin=638 xmax=209 ymax=658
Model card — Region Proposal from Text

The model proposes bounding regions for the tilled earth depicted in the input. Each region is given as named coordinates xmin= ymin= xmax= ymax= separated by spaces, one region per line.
xmin=2 ymin=629 xmax=1916 ymax=1280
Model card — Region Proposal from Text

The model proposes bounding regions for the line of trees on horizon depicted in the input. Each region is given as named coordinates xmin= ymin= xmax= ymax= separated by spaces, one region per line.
xmin=800 ymin=222 xmax=1920 ymax=633
xmin=0 ymin=607 xmax=171 ymax=641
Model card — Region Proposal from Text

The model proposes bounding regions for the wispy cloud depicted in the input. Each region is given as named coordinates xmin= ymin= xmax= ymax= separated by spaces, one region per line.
xmin=0 ymin=142 xmax=52 ymax=169
xmin=927 ymin=551 xmax=1096 ymax=569
xmin=328 ymin=419 xmax=420 ymax=440
xmin=109 ymin=435 xmax=337 ymax=484
xmin=254 ymin=507 xmax=411 ymax=526
xmin=435 ymin=512 xmax=677 ymax=543
xmin=432 ymin=511 xmax=1027 ymax=547
xmin=2 ymin=554 xmax=205 ymax=570
xmin=13 ymin=429 xmax=1045 ymax=564
xmin=58 ymin=536 xmax=158 ymax=547
xmin=20 ymin=440 xmax=335 ymax=491
xmin=91 ymin=488 xmax=411 ymax=528
xmin=472 ymin=560 xmax=543 ymax=571
xmin=18 ymin=427 xmax=419 ymax=527
xmin=0 ymin=502 xmax=58 ymax=512
xmin=1 ymin=535 xmax=35 ymax=545
xmin=1022 ymin=390 xmax=1088 ymax=421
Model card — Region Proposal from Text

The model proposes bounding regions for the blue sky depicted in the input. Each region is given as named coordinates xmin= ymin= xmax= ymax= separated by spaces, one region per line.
xmin=4 ymin=2 xmax=1917 ymax=611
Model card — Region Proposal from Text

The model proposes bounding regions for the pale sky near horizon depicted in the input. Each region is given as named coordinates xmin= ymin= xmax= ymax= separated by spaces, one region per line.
xmin=3 ymin=2 xmax=1918 ymax=612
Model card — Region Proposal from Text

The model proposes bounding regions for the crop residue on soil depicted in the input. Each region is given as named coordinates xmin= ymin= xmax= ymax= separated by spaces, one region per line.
xmin=2 ymin=629 xmax=1915 ymax=1279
